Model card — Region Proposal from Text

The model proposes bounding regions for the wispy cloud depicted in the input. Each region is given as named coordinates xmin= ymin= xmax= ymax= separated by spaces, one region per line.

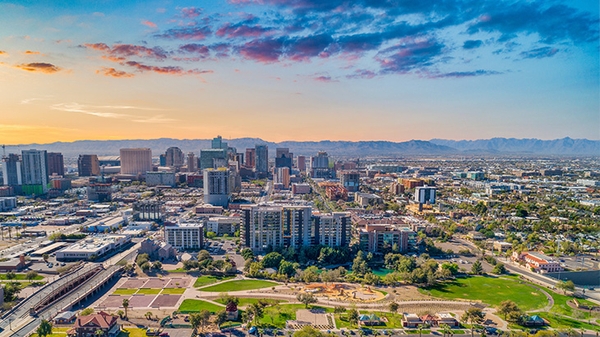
xmin=96 ymin=67 xmax=135 ymax=78
xmin=14 ymin=62 xmax=61 ymax=73
xmin=24 ymin=50 xmax=40 ymax=55
xmin=51 ymin=102 xmax=131 ymax=118
xmin=132 ymin=115 xmax=178 ymax=123
xmin=519 ymin=47 xmax=559 ymax=59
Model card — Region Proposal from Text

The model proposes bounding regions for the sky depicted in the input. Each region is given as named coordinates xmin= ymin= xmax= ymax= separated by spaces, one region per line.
xmin=0 ymin=0 xmax=598 ymax=145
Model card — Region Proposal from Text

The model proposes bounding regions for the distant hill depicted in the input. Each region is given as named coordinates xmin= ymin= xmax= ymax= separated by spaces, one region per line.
xmin=429 ymin=137 xmax=600 ymax=155
xmin=2 ymin=138 xmax=455 ymax=158
xmin=2 ymin=137 xmax=597 ymax=158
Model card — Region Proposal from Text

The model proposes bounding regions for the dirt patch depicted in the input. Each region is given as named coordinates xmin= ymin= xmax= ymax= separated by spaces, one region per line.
xmin=129 ymin=295 xmax=157 ymax=308
xmin=121 ymin=278 xmax=147 ymax=288
xmin=151 ymin=295 xmax=181 ymax=308
xmin=166 ymin=278 xmax=189 ymax=288
xmin=144 ymin=278 xmax=170 ymax=288
xmin=100 ymin=295 xmax=129 ymax=308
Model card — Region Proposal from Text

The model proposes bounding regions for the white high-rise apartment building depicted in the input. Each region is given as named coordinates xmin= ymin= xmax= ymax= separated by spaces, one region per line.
xmin=164 ymin=222 xmax=204 ymax=250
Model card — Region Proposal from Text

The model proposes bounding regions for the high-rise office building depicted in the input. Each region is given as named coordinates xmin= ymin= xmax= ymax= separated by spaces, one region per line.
xmin=165 ymin=147 xmax=184 ymax=167
xmin=211 ymin=135 xmax=228 ymax=150
xmin=245 ymin=148 xmax=256 ymax=168
xmin=255 ymin=145 xmax=268 ymax=175
xmin=47 ymin=152 xmax=64 ymax=177
xmin=203 ymin=168 xmax=231 ymax=207
xmin=296 ymin=155 xmax=306 ymax=172
xmin=274 ymin=167 xmax=290 ymax=188
xmin=275 ymin=148 xmax=293 ymax=170
xmin=200 ymin=149 xmax=227 ymax=170
xmin=2 ymin=154 xmax=22 ymax=188
xmin=187 ymin=152 xmax=197 ymax=172
xmin=120 ymin=148 xmax=152 ymax=175
xmin=340 ymin=171 xmax=360 ymax=192
xmin=78 ymin=154 xmax=100 ymax=177
xmin=310 ymin=151 xmax=331 ymax=178
xmin=21 ymin=149 xmax=49 ymax=195
xmin=415 ymin=186 xmax=436 ymax=204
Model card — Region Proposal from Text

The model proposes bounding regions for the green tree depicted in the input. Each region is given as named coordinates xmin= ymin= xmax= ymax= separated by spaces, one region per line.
xmin=152 ymin=261 xmax=162 ymax=271
xmin=293 ymin=326 xmax=325 ymax=337
xmin=36 ymin=319 xmax=53 ymax=337
xmin=197 ymin=250 xmax=212 ymax=262
xmin=215 ymin=310 xmax=227 ymax=328
xmin=492 ymin=263 xmax=506 ymax=275
xmin=95 ymin=328 xmax=104 ymax=337
xmin=497 ymin=300 xmax=522 ymax=322
xmin=122 ymin=298 xmax=129 ymax=319
xmin=461 ymin=308 xmax=485 ymax=337
xmin=261 ymin=252 xmax=284 ymax=268
xmin=471 ymin=260 xmax=483 ymax=275
xmin=556 ymin=280 xmax=575 ymax=294
xmin=5 ymin=271 xmax=16 ymax=280
xmin=189 ymin=313 xmax=202 ymax=332
xmin=389 ymin=302 xmax=399 ymax=313
xmin=241 ymin=248 xmax=254 ymax=260
xmin=26 ymin=270 xmax=39 ymax=282
xmin=247 ymin=303 xmax=264 ymax=324
xmin=140 ymin=261 xmax=151 ymax=273
xmin=296 ymin=292 xmax=318 ymax=308
xmin=347 ymin=309 xmax=359 ymax=327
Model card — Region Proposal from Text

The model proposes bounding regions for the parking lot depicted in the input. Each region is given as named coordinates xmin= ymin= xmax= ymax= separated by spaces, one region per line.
xmin=205 ymin=239 xmax=245 ymax=271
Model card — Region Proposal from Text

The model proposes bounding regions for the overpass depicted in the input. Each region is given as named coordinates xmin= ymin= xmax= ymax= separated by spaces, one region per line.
xmin=0 ymin=264 xmax=123 ymax=337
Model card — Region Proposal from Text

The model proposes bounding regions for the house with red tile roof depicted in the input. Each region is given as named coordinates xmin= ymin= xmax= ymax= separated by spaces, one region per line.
xmin=67 ymin=311 xmax=120 ymax=337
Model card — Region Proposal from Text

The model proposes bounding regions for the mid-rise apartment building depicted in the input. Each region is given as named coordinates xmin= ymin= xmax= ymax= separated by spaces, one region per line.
xmin=164 ymin=222 xmax=204 ymax=250
xmin=359 ymin=224 xmax=416 ymax=253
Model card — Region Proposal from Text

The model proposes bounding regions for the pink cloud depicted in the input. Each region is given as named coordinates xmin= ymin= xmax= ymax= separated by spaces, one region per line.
xmin=141 ymin=20 xmax=158 ymax=28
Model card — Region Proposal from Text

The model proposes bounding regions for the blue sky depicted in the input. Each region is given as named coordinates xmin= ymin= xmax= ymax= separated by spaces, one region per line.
xmin=0 ymin=0 xmax=598 ymax=144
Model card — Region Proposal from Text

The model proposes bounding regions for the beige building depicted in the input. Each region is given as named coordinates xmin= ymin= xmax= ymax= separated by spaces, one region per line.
xmin=120 ymin=148 xmax=152 ymax=175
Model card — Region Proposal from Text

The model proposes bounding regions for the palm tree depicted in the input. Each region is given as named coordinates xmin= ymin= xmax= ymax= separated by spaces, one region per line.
xmin=122 ymin=299 xmax=129 ymax=319
xmin=95 ymin=329 xmax=104 ymax=337
xmin=417 ymin=325 xmax=424 ymax=337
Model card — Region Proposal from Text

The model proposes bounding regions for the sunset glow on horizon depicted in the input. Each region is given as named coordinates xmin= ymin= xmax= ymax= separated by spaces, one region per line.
xmin=0 ymin=0 xmax=598 ymax=145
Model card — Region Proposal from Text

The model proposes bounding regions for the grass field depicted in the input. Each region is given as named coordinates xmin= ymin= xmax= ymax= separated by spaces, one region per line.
xmin=0 ymin=273 xmax=44 ymax=280
xmin=113 ymin=288 xmax=138 ymax=295
xmin=30 ymin=327 xmax=70 ymax=337
xmin=535 ymin=312 xmax=600 ymax=331
xmin=161 ymin=288 xmax=186 ymax=295
xmin=421 ymin=276 xmax=547 ymax=311
xmin=118 ymin=327 xmax=148 ymax=337
xmin=336 ymin=311 xmax=404 ymax=329
xmin=166 ymin=268 xmax=188 ymax=273
xmin=193 ymin=275 xmax=234 ymax=288
xmin=137 ymin=288 xmax=161 ymax=295
xmin=215 ymin=297 xmax=286 ymax=307
xmin=200 ymin=279 xmax=278 ymax=292
xmin=178 ymin=299 xmax=225 ymax=314
xmin=407 ymin=330 xmax=431 ymax=334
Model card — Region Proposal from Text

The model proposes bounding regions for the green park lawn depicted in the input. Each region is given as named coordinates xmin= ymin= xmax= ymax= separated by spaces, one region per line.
xmin=161 ymin=288 xmax=186 ymax=295
xmin=113 ymin=288 xmax=138 ymax=295
xmin=200 ymin=279 xmax=278 ymax=292
xmin=215 ymin=297 xmax=286 ymax=307
xmin=535 ymin=312 xmax=600 ymax=331
xmin=407 ymin=330 xmax=431 ymax=334
xmin=136 ymin=288 xmax=161 ymax=295
xmin=178 ymin=299 xmax=225 ymax=314
xmin=0 ymin=273 xmax=44 ymax=280
xmin=193 ymin=275 xmax=234 ymax=287
xmin=421 ymin=275 xmax=547 ymax=311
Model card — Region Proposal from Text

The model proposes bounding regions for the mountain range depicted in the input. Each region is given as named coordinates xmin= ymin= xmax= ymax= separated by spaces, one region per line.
xmin=1 ymin=137 xmax=598 ymax=158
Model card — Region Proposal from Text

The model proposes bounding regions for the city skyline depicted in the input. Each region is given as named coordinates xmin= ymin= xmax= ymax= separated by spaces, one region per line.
xmin=0 ymin=0 xmax=598 ymax=145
